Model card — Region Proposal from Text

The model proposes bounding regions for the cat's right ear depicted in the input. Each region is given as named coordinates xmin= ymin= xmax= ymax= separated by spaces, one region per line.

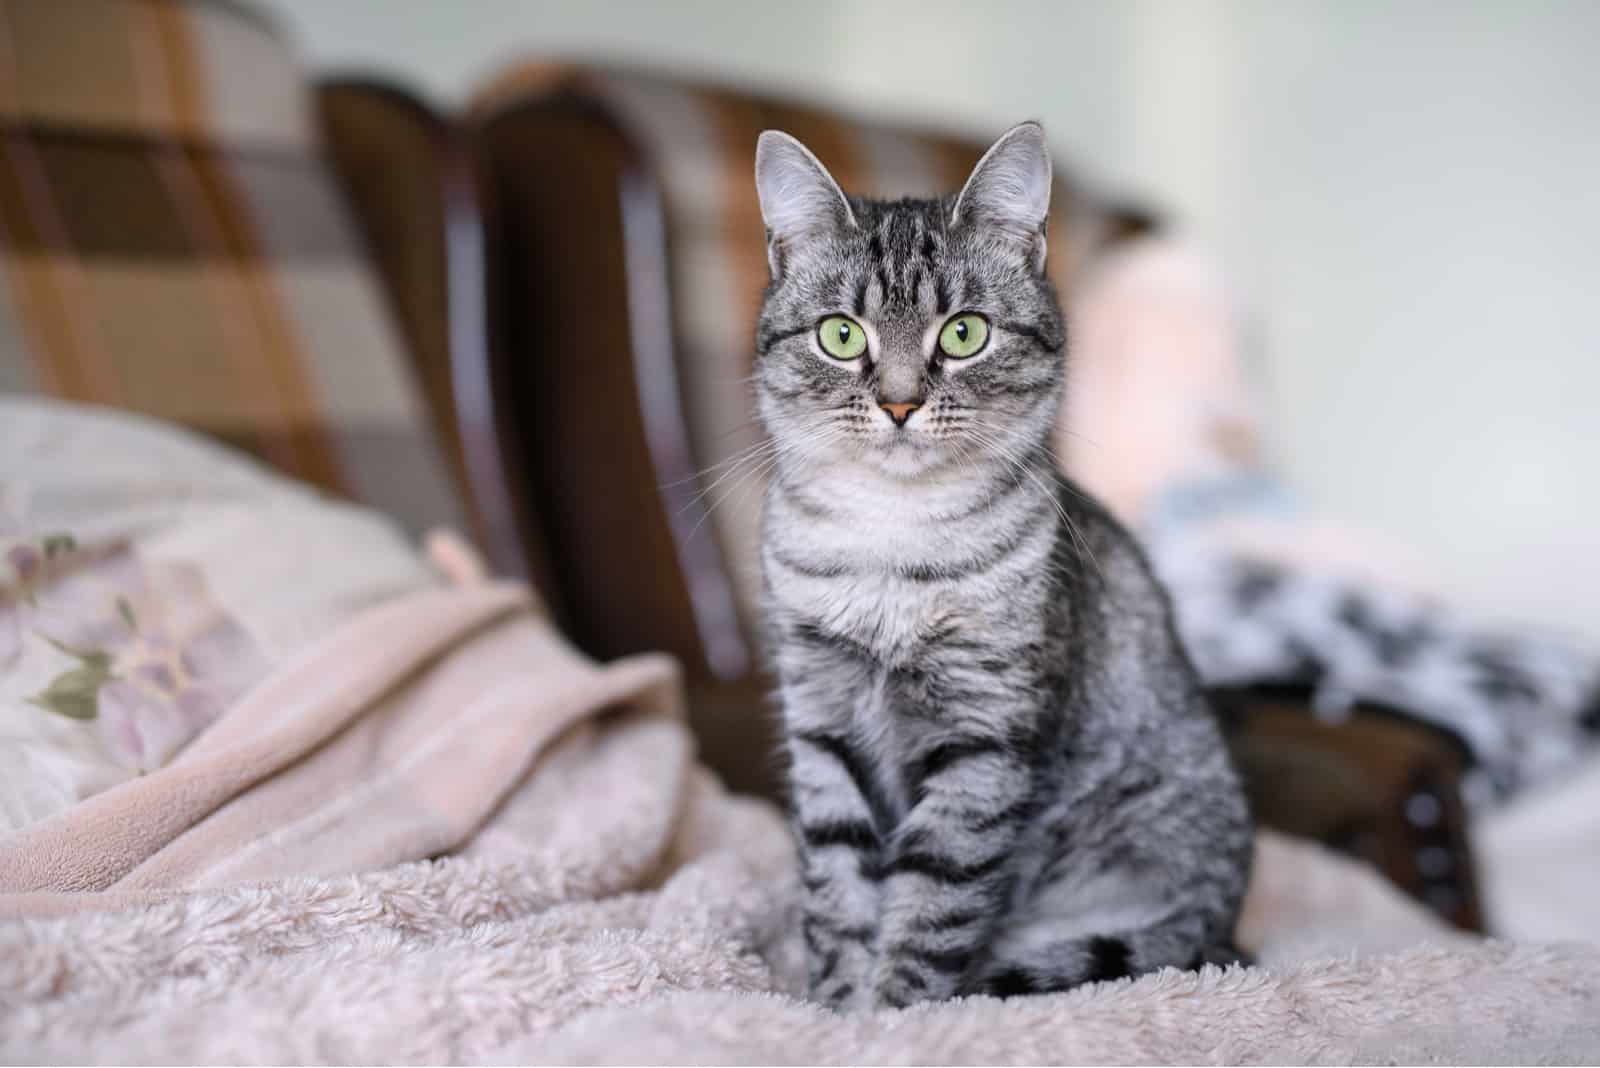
xmin=755 ymin=130 xmax=855 ymax=278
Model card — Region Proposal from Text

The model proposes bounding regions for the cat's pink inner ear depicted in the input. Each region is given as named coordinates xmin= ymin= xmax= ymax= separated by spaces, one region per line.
xmin=952 ymin=122 xmax=1052 ymax=266
xmin=754 ymin=130 xmax=855 ymax=262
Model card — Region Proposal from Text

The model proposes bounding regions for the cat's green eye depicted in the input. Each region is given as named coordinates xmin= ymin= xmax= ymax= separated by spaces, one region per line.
xmin=817 ymin=315 xmax=868 ymax=361
xmin=938 ymin=313 xmax=990 ymax=359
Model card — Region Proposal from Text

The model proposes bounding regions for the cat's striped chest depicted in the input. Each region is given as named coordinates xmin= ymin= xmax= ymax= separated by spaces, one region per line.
xmin=764 ymin=463 xmax=1007 ymax=652
xmin=772 ymin=564 xmax=956 ymax=666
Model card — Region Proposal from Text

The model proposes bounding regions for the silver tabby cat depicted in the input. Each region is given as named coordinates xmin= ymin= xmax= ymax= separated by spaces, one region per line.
xmin=752 ymin=122 xmax=1253 ymax=1012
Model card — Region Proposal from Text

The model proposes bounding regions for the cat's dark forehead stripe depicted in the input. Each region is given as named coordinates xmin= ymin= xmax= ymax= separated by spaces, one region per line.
xmin=849 ymin=196 xmax=950 ymax=312
xmin=885 ymin=208 xmax=918 ymax=283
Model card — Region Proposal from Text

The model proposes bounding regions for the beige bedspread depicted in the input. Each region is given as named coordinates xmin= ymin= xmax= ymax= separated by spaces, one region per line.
xmin=4 ymin=566 xmax=1599 ymax=1063
xmin=0 ymin=579 xmax=682 ymax=910
xmin=3 ymin=400 xmax=1598 ymax=1063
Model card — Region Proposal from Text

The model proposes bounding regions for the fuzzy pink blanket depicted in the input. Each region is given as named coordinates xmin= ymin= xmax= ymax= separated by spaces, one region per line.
xmin=3 ymin=574 xmax=1598 ymax=1063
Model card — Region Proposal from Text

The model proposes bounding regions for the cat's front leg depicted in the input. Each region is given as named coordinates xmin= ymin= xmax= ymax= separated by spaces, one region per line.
xmin=779 ymin=660 xmax=890 ymax=1011
xmin=869 ymin=728 xmax=1033 ymax=1008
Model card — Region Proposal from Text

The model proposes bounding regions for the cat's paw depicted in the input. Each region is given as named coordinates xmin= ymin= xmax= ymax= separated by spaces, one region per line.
xmin=813 ymin=977 xmax=868 ymax=1013
xmin=868 ymin=966 xmax=943 ymax=1011
xmin=807 ymin=937 xmax=878 ymax=1012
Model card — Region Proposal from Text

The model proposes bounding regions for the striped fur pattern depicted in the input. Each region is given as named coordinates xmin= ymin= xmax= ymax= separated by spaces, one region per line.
xmin=752 ymin=124 xmax=1252 ymax=1012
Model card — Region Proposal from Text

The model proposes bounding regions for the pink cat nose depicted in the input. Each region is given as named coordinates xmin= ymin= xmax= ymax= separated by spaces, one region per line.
xmin=879 ymin=401 xmax=921 ymax=427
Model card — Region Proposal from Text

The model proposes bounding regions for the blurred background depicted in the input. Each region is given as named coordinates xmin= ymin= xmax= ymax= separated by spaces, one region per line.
xmin=260 ymin=0 xmax=1600 ymax=644
xmin=3 ymin=0 xmax=1597 ymax=941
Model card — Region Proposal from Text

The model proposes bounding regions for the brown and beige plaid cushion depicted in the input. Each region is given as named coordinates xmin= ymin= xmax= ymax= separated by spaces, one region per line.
xmin=0 ymin=0 xmax=465 ymax=536
xmin=472 ymin=65 xmax=1119 ymax=631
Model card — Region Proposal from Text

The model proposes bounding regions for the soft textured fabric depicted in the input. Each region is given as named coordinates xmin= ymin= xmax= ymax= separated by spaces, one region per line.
xmin=0 ymin=0 xmax=465 ymax=535
xmin=519 ymin=942 xmax=1600 ymax=1066
xmin=5 ymin=690 xmax=1599 ymax=1063
xmin=1 ymin=397 xmax=439 ymax=832
xmin=3 ymin=403 xmax=1597 ymax=1063
xmin=0 ymin=581 xmax=622 ymax=901
xmin=0 ymin=398 xmax=683 ymax=900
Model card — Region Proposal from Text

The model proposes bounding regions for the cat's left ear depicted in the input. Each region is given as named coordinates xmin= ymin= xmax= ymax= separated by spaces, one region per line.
xmin=755 ymin=130 xmax=855 ymax=278
xmin=951 ymin=121 xmax=1052 ymax=273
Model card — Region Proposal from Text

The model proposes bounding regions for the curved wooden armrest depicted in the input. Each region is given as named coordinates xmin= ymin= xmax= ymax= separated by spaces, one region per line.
xmin=1215 ymin=684 xmax=1485 ymax=933
xmin=315 ymin=76 xmax=561 ymax=610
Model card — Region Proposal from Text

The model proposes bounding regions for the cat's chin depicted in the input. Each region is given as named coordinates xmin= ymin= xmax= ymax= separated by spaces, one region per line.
xmin=862 ymin=437 xmax=960 ymax=481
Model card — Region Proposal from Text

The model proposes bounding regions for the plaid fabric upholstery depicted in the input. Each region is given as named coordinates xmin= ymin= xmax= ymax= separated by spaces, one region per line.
xmin=0 ymin=0 xmax=466 ymax=536
xmin=473 ymin=64 xmax=1121 ymax=634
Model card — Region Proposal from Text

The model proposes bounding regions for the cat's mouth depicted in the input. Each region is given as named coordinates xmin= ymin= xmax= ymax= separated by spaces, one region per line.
xmin=870 ymin=426 xmax=936 ymax=455
xmin=863 ymin=430 xmax=968 ymax=479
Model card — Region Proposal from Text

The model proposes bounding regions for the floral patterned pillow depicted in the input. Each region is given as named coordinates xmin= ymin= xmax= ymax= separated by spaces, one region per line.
xmin=1 ymin=399 xmax=442 ymax=830
xmin=3 ymin=530 xmax=269 ymax=773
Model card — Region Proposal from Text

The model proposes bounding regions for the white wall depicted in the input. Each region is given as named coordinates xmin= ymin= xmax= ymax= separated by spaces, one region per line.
xmin=262 ymin=0 xmax=1600 ymax=641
